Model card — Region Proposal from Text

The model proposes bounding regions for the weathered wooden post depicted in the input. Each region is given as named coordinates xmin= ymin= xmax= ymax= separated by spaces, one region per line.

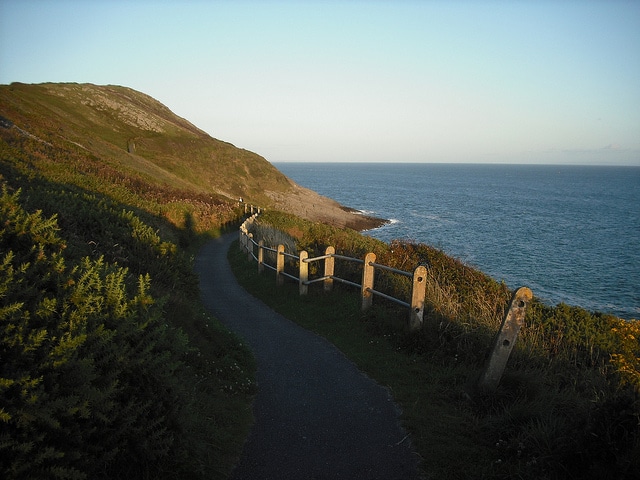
xmin=276 ymin=245 xmax=285 ymax=286
xmin=257 ymin=240 xmax=264 ymax=274
xmin=299 ymin=251 xmax=309 ymax=295
xmin=477 ymin=286 xmax=533 ymax=393
xmin=361 ymin=252 xmax=376 ymax=310
xmin=324 ymin=246 xmax=335 ymax=292
xmin=247 ymin=233 xmax=253 ymax=261
xmin=409 ymin=265 xmax=428 ymax=331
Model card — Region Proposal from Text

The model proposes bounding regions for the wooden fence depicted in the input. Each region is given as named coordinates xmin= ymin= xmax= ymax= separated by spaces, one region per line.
xmin=238 ymin=209 xmax=534 ymax=391
xmin=239 ymin=211 xmax=427 ymax=330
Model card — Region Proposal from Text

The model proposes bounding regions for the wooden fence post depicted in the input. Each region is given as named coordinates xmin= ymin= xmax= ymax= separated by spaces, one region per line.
xmin=299 ymin=251 xmax=309 ymax=295
xmin=257 ymin=240 xmax=264 ymax=274
xmin=477 ymin=286 xmax=533 ymax=393
xmin=361 ymin=252 xmax=376 ymax=310
xmin=276 ymin=245 xmax=285 ymax=286
xmin=247 ymin=233 xmax=253 ymax=261
xmin=324 ymin=246 xmax=335 ymax=292
xmin=409 ymin=265 xmax=428 ymax=331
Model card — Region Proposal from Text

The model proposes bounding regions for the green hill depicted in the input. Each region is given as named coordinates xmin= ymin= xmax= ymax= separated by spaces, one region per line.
xmin=0 ymin=83 xmax=290 ymax=479
xmin=0 ymin=82 xmax=381 ymax=233
xmin=0 ymin=82 xmax=289 ymax=203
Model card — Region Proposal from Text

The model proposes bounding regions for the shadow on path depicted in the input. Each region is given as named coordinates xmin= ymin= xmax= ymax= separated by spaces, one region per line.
xmin=195 ymin=234 xmax=421 ymax=480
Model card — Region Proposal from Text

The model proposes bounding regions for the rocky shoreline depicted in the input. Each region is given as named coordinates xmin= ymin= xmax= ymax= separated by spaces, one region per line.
xmin=266 ymin=183 xmax=387 ymax=232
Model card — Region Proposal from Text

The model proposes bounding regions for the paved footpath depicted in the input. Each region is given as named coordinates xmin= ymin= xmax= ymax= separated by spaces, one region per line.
xmin=195 ymin=233 xmax=421 ymax=480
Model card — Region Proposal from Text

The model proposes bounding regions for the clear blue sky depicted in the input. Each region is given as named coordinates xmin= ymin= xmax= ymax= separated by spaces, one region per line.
xmin=1 ymin=0 xmax=639 ymax=165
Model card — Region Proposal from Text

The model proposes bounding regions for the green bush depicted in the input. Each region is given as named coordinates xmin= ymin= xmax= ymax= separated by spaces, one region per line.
xmin=0 ymin=187 xmax=191 ymax=479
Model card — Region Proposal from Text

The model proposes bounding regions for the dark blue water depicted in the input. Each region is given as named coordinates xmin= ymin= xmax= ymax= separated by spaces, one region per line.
xmin=275 ymin=163 xmax=640 ymax=320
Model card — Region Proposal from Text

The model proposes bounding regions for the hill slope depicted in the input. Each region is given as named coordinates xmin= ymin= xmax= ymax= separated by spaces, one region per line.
xmin=0 ymin=82 xmax=382 ymax=231
xmin=0 ymin=83 xmax=264 ymax=479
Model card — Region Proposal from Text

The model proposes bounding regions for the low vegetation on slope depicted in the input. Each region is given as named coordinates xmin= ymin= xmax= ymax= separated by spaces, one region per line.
xmin=0 ymin=82 xmax=373 ymax=230
xmin=0 ymin=84 xmax=260 ymax=479
xmin=0 ymin=82 xmax=292 ymax=210
xmin=241 ymin=210 xmax=640 ymax=480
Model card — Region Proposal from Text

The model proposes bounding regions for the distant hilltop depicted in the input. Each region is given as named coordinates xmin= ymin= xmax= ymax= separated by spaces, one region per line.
xmin=0 ymin=82 xmax=383 ymax=231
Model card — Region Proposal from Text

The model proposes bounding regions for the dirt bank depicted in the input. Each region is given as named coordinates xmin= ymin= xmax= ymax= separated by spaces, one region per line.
xmin=266 ymin=183 xmax=387 ymax=231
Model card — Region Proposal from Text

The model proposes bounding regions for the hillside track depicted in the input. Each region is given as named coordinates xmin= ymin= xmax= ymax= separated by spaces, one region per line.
xmin=195 ymin=233 xmax=421 ymax=480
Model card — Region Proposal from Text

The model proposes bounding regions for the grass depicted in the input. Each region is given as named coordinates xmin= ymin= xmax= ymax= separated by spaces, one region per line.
xmin=229 ymin=242 xmax=498 ymax=479
xmin=232 ymin=212 xmax=640 ymax=480
xmin=0 ymin=82 xmax=292 ymax=207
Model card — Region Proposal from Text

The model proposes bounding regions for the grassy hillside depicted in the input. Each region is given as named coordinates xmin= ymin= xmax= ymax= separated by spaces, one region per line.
xmin=0 ymin=83 xmax=269 ymax=479
xmin=0 ymin=82 xmax=292 ymax=208
xmin=0 ymin=82 xmax=379 ymax=231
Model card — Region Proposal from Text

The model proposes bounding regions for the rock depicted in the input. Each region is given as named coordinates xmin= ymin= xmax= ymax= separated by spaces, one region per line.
xmin=266 ymin=183 xmax=387 ymax=231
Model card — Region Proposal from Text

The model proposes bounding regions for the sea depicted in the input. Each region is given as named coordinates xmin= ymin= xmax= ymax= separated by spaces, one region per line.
xmin=274 ymin=163 xmax=640 ymax=320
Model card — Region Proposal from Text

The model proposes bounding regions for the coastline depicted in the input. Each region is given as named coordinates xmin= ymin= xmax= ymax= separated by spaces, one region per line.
xmin=266 ymin=182 xmax=387 ymax=232
xmin=275 ymin=162 xmax=640 ymax=320
xmin=338 ymin=205 xmax=389 ymax=231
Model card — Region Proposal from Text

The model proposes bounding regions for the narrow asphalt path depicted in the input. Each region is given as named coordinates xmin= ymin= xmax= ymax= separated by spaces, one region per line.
xmin=195 ymin=233 xmax=421 ymax=480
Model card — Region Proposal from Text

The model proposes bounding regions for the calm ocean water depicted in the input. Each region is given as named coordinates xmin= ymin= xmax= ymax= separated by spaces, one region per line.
xmin=275 ymin=163 xmax=640 ymax=320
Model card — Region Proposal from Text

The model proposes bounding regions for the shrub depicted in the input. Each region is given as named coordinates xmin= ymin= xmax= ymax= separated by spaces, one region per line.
xmin=0 ymin=187 xmax=190 ymax=479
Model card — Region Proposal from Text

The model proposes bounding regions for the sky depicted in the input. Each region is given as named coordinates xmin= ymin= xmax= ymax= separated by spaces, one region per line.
xmin=1 ymin=0 xmax=639 ymax=165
